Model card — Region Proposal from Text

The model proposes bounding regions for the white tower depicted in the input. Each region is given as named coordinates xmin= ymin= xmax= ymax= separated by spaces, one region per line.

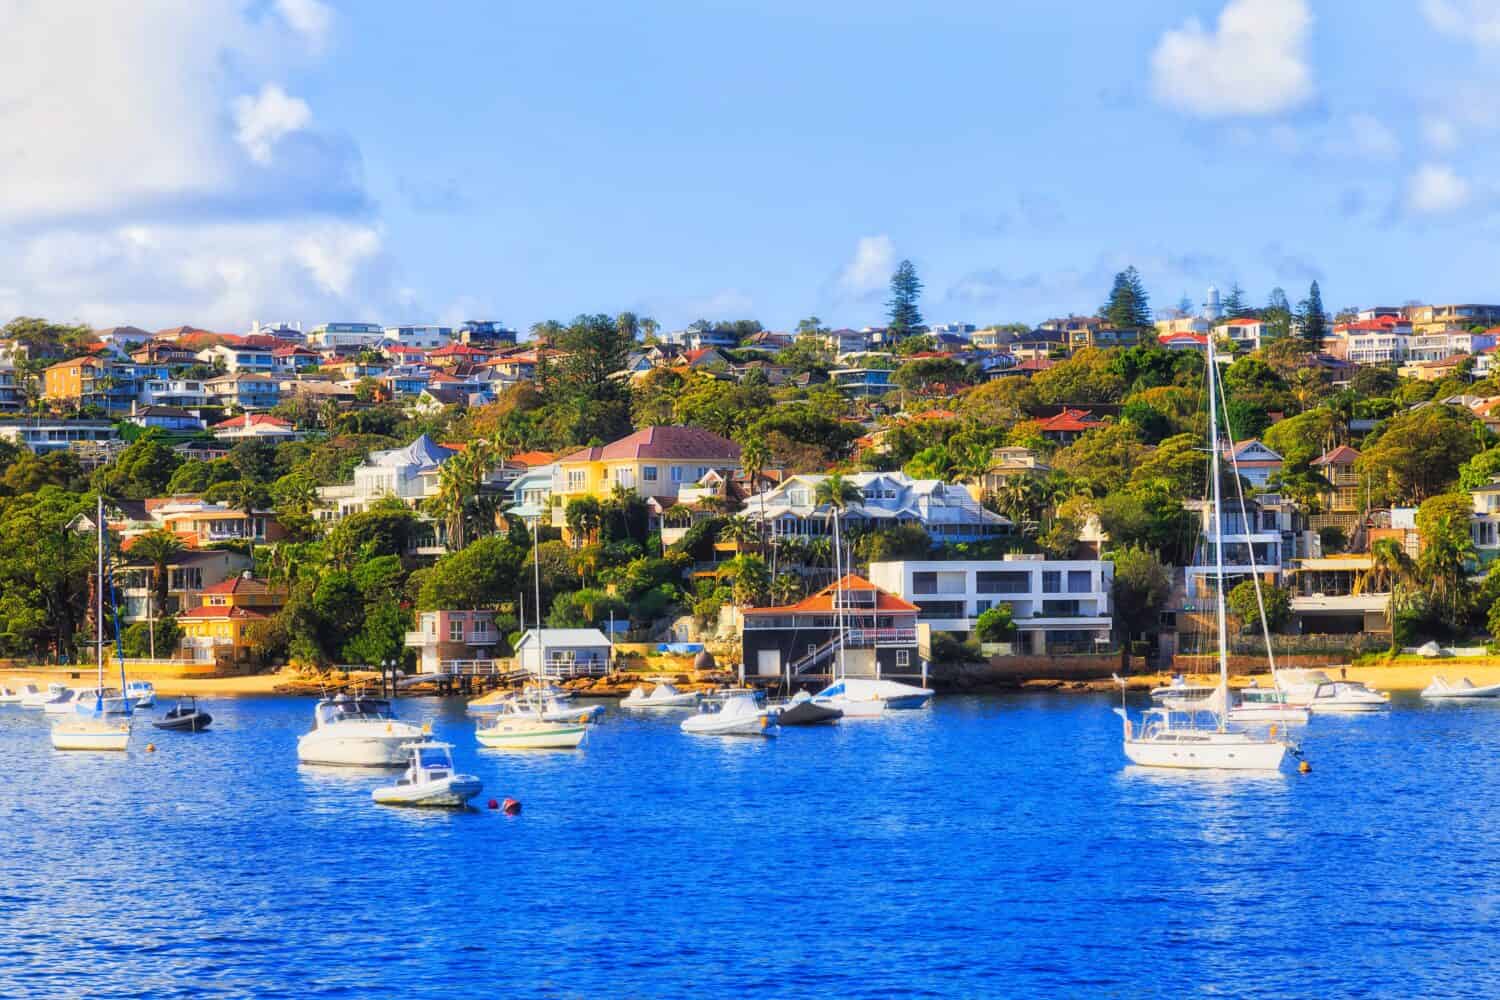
xmin=1204 ymin=285 xmax=1223 ymax=321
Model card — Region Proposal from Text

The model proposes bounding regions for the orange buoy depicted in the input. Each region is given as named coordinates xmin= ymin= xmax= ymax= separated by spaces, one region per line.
xmin=502 ymin=797 xmax=522 ymax=816
xmin=145 ymin=744 xmax=156 ymax=753
xmin=1298 ymin=760 xmax=1311 ymax=774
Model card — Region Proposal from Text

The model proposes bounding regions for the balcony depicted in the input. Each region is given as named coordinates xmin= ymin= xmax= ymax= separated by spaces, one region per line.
xmin=845 ymin=627 xmax=917 ymax=647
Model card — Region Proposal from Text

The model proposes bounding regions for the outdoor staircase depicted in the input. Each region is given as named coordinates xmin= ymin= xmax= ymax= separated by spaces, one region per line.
xmin=789 ymin=634 xmax=842 ymax=677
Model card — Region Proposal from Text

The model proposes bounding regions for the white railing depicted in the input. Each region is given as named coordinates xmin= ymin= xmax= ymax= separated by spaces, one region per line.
xmin=846 ymin=627 xmax=917 ymax=646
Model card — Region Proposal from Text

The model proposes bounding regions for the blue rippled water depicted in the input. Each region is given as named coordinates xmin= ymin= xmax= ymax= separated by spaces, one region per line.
xmin=3 ymin=692 xmax=1499 ymax=998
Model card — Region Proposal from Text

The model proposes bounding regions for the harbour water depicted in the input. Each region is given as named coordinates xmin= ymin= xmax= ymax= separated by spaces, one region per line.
xmin=4 ymin=693 xmax=1499 ymax=998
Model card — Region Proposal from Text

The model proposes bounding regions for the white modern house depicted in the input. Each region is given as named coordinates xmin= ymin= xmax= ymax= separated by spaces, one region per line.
xmin=868 ymin=555 xmax=1113 ymax=655
xmin=513 ymin=628 xmax=612 ymax=679
xmin=744 ymin=472 xmax=1011 ymax=543
xmin=307 ymin=322 xmax=385 ymax=350
xmin=1182 ymin=496 xmax=1315 ymax=600
xmin=315 ymin=433 xmax=458 ymax=521
xmin=197 ymin=342 xmax=275 ymax=374
xmin=384 ymin=325 xmax=454 ymax=349
xmin=138 ymin=378 xmax=210 ymax=408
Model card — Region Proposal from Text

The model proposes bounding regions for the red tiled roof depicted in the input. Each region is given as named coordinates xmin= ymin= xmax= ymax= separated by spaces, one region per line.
xmin=427 ymin=344 xmax=489 ymax=358
xmin=1037 ymin=408 xmax=1103 ymax=433
xmin=507 ymin=450 xmax=556 ymax=467
xmin=1221 ymin=318 xmax=1262 ymax=327
xmin=272 ymin=345 xmax=318 ymax=357
xmin=178 ymin=605 xmax=268 ymax=621
xmin=1159 ymin=332 xmax=1207 ymax=344
xmin=742 ymin=574 xmax=919 ymax=616
xmin=1312 ymin=445 xmax=1360 ymax=466
xmin=558 ymin=426 xmax=741 ymax=464
xmin=199 ymin=577 xmax=282 ymax=597
xmin=210 ymin=413 xmax=293 ymax=431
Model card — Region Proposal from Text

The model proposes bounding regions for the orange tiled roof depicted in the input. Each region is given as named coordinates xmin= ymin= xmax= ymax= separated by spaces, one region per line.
xmin=742 ymin=574 xmax=919 ymax=615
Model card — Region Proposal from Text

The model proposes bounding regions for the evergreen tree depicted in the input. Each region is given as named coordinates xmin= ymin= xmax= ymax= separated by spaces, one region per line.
xmin=886 ymin=259 xmax=925 ymax=338
xmin=1222 ymin=282 xmax=1252 ymax=318
xmin=1101 ymin=266 xmax=1152 ymax=329
xmin=1176 ymin=294 xmax=1194 ymax=316
xmin=1264 ymin=287 xmax=1294 ymax=341
xmin=1299 ymin=280 xmax=1327 ymax=350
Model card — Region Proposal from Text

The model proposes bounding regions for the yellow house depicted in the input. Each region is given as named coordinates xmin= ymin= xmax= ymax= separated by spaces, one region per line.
xmin=553 ymin=426 xmax=741 ymax=506
xmin=178 ymin=575 xmax=285 ymax=669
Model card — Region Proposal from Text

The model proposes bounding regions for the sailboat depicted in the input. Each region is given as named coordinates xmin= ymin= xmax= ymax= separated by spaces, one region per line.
xmin=475 ymin=520 xmax=587 ymax=751
xmin=1113 ymin=335 xmax=1295 ymax=772
xmin=52 ymin=497 xmax=133 ymax=752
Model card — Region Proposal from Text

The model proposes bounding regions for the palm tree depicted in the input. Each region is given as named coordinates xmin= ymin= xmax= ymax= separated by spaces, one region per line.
xmin=770 ymin=572 xmax=803 ymax=606
xmin=720 ymin=515 xmax=759 ymax=554
xmin=1358 ymin=538 xmax=1418 ymax=648
xmin=564 ymin=496 xmax=603 ymax=546
xmin=431 ymin=442 xmax=491 ymax=552
xmin=738 ymin=430 xmax=772 ymax=539
xmin=318 ymin=398 xmax=342 ymax=434
xmin=1419 ymin=517 xmax=1476 ymax=626
xmin=130 ymin=529 xmax=183 ymax=619
xmin=274 ymin=471 xmax=318 ymax=517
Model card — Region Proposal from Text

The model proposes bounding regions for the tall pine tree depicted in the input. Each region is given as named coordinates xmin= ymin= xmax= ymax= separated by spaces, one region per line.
xmin=887 ymin=259 xmax=924 ymax=338
xmin=1101 ymin=266 xmax=1152 ymax=329
xmin=1299 ymin=280 xmax=1327 ymax=351
xmin=1221 ymin=282 xmax=1252 ymax=318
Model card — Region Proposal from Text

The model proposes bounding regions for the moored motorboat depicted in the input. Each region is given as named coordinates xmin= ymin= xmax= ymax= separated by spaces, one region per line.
xmin=475 ymin=694 xmax=603 ymax=725
xmin=126 ymin=681 xmax=156 ymax=709
xmin=297 ymin=695 xmax=426 ymax=766
xmin=1307 ymin=680 xmax=1390 ymax=713
xmin=620 ymin=682 xmax=701 ymax=709
xmin=769 ymin=689 xmax=843 ymax=726
xmin=0 ymin=686 xmax=22 ymax=704
xmin=812 ymin=677 xmax=933 ymax=717
xmin=475 ymin=715 xmax=588 ymax=750
xmin=153 ymin=697 xmax=213 ymax=732
xmin=20 ymin=683 xmax=61 ymax=709
xmin=1227 ymin=686 xmax=1311 ymax=725
xmin=73 ymin=687 xmax=133 ymax=716
xmin=42 ymin=688 xmax=80 ymax=714
xmin=372 ymin=742 xmax=483 ymax=808
xmin=1421 ymin=676 xmax=1500 ymax=700
xmin=681 ymin=693 xmax=780 ymax=737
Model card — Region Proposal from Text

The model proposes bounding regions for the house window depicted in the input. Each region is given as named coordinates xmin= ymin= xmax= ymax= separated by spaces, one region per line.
xmin=448 ymin=618 xmax=464 ymax=642
xmin=643 ymin=466 xmax=658 ymax=482
xmin=568 ymin=470 xmax=586 ymax=490
xmin=896 ymin=649 xmax=910 ymax=667
xmin=977 ymin=571 xmax=1029 ymax=594
xmin=1042 ymin=571 xmax=1062 ymax=594
xmin=473 ymin=618 xmax=490 ymax=635
xmin=1067 ymin=571 xmax=1092 ymax=594
xmin=670 ymin=466 xmax=684 ymax=483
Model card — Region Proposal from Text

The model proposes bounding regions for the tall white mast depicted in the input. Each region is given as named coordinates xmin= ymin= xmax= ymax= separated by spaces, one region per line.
xmin=1206 ymin=336 xmax=1230 ymax=732
xmin=532 ymin=518 xmax=544 ymax=708
xmin=96 ymin=495 xmax=105 ymax=698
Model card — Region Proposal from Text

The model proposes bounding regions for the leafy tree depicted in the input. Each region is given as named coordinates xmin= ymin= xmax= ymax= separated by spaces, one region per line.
xmin=886 ymin=259 xmax=925 ymax=337
xmin=1459 ymin=447 xmax=1500 ymax=491
xmin=1261 ymin=409 xmax=1338 ymax=469
xmin=1349 ymin=366 xmax=1398 ymax=398
xmin=858 ymin=522 xmax=933 ymax=562
xmin=547 ymin=588 xmax=628 ymax=628
xmin=1227 ymin=579 xmax=1291 ymax=633
xmin=1053 ymin=423 xmax=1150 ymax=496
xmin=537 ymin=312 xmax=636 ymax=443
xmin=415 ymin=535 xmax=529 ymax=611
xmin=1356 ymin=407 xmax=1481 ymax=504
xmin=1031 ymin=347 xmax=1127 ymax=404
xmin=1101 ymin=266 xmax=1152 ymax=329
xmin=974 ymin=603 xmax=1016 ymax=643
xmin=1416 ymin=493 xmax=1478 ymax=624
xmin=892 ymin=357 xmax=971 ymax=394
xmin=1097 ymin=485 xmax=1193 ymax=563
xmin=1298 ymin=280 xmax=1327 ymax=351
xmin=92 ymin=435 xmax=183 ymax=499
xmin=130 ymin=529 xmax=184 ymax=617
xmin=1111 ymin=545 xmax=1171 ymax=672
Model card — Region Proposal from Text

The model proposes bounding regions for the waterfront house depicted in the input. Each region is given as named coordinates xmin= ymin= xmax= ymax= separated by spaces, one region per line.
xmin=513 ymin=628 xmax=612 ymax=679
xmin=868 ymin=555 xmax=1114 ymax=655
xmin=1310 ymin=445 xmax=1363 ymax=532
xmin=552 ymin=425 xmax=741 ymax=509
xmin=740 ymin=574 xmax=921 ymax=682
xmin=1182 ymin=495 xmax=1314 ymax=599
xmin=119 ymin=546 xmax=251 ymax=620
xmin=211 ymin=412 xmax=300 ymax=442
xmin=1288 ymin=555 xmax=1390 ymax=637
xmin=178 ymin=575 xmax=286 ymax=669
xmin=404 ymin=609 xmax=501 ymax=673
xmin=743 ymin=471 xmax=1010 ymax=543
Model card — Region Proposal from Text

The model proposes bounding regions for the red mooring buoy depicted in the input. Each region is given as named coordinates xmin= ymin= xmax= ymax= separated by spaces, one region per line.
xmin=502 ymin=797 xmax=522 ymax=816
xmin=487 ymin=798 xmax=499 ymax=810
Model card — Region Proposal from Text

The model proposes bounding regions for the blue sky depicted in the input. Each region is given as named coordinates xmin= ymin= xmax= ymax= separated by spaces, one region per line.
xmin=2 ymin=0 xmax=1499 ymax=332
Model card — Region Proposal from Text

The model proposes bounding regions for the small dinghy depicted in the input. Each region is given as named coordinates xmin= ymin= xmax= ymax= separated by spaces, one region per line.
xmin=1421 ymin=675 xmax=1500 ymax=700
xmin=153 ymin=696 xmax=213 ymax=732
xmin=621 ymin=682 xmax=702 ymax=709
xmin=681 ymin=693 xmax=779 ymax=737
xmin=0 ymin=686 xmax=22 ymax=704
xmin=372 ymin=742 xmax=483 ymax=808
xmin=770 ymin=689 xmax=843 ymax=726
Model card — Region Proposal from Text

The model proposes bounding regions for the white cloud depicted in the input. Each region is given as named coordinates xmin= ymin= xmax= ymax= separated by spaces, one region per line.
xmin=233 ymin=84 xmax=313 ymax=165
xmin=1422 ymin=0 xmax=1500 ymax=45
xmin=834 ymin=235 xmax=896 ymax=300
xmin=1348 ymin=114 xmax=1400 ymax=159
xmin=1150 ymin=0 xmax=1315 ymax=117
xmin=276 ymin=0 xmax=333 ymax=49
xmin=1408 ymin=163 xmax=1472 ymax=215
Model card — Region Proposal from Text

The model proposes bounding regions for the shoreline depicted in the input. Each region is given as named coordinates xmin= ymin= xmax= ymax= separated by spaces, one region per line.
xmin=4 ymin=661 xmax=1493 ymax=699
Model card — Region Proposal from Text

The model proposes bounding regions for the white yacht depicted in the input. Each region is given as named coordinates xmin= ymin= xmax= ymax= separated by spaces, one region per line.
xmin=1151 ymin=681 xmax=1308 ymax=725
xmin=681 ymin=693 xmax=780 ymax=737
xmin=475 ymin=713 xmax=588 ymax=750
xmin=1277 ymin=669 xmax=1389 ymax=712
xmin=297 ymin=695 xmax=426 ymax=767
xmin=372 ymin=742 xmax=483 ymax=808
xmin=812 ymin=677 xmax=933 ymax=718
xmin=1114 ymin=335 xmax=1295 ymax=772
xmin=620 ymin=682 xmax=701 ymax=709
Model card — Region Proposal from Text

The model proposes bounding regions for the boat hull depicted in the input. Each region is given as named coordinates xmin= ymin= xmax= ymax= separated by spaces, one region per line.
xmin=153 ymin=712 xmax=213 ymax=732
xmin=1227 ymin=706 xmax=1311 ymax=724
xmin=51 ymin=720 xmax=131 ymax=751
xmin=1308 ymin=702 xmax=1387 ymax=714
xmin=620 ymin=694 xmax=701 ymax=709
xmin=1123 ymin=734 xmax=1288 ymax=771
xmin=372 ymin=776 xmax=483 ymax=808
xmin=681 ymin=719 xmax=780 ymax=737
xmin=297 ymin=732 xmax=420 ymax=767
xmin=776 ymin=701 xmax=843 ymax=726
xmin=475 ymin=721 xmax=587 ymax=750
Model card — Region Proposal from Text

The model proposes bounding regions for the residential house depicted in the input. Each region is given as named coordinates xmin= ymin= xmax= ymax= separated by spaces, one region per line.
xmin=480 ymin=349 xmax=545 ymax=381
xmin=821 ymin=328 xmax=872 ymax=355
xmin=127 ymin=404 xmax=205 ymax=432
xmin=138 ymin=378 xmax=210 ymax=408
xmin=0 ymin=419 xmax=119 ymax=455
xmin=829 ymin=367 xmax=894 ymax=396
xmin=1213 ymin=317 xmax=1272 ymax=352
xmin=1182 ymin=495 xmax=1314 ymax=600
xmin=1158 ymin=332 xmax=1208 ymax=352
xmin=94 ymin=325 xmax=153 ymax=348
xmin=1398 ymin=357 xmax=1467 ymax=382
xmin=1224 ymin=439 xmax=1284 ymax=489
xmin=1154 ymin=315 xmax=1212 ymax=337
xmin=177 ymin=576 xmax=286 ymax=668
xmin=1469 ymin=481 xmax=1500 ymax=570
xmin=404 ymin=609 xmax=502 ymax=673
xmin=676 ymin=347 xmax=734 ymax=370
xmin=504 ymin=463 xmax=557 ymax=527
xmin=744 ymin=471 xmax=1011 ymax=543
xmin=1288 ymin=555 xmax=1389 ymax=637
xmin=119 ymin=547 xmax=251 ymax=621
xmin=979 ymin=447 xmax=1051 ymax=496
xmin=316 ymin=433 xmax=459 ymax=521
xmin=457 ymin=321 xmax=517 ymax=347
xmin=551 ymin=426 xmax=742 ymax=509
xmin=42 ymin=355 xmax=138 ymax=412
xmin=513 ymin=628 xmax=612 ymax=679
xmin=425 ymin=343 xmax=491 ymax=368
xmin=149 ymin=497 xmax=286 ymax=547
xmin=1310 ymin=445 xmax=1363 ymax=530
xmin=1067 ymin=325 xmax=1140 ymax=352
xmin=1036 ymin=408 xmax=1104 ymax=444
xmin=1407 ymin=330 xmax=1495 ymax=363
xmin=742 ymin=330 xmax=795 ymax=352
xmin=211 ymin=412 xmax=300 ymax=442
xmin=306 ymin=322 xmax=386 ymax=350
xmin=271 ymin=345 xmax=321 ymax=373
xmin=383 ymin=325 xmax=453 ymax=349
xmin=740 ymin=574 xmax=921 ymax=682
xmin=687 ymin=329 xmax=740 ymax=351
xmin=130 ymin=340 xmax=198 ymax=366
xmin=197 ymin=340 xmax=275 ymax=374
xmin=0 ymin=367 xmax=20 ymax=411
xmin=204 ymin=373 xmax=281 ymax=410
xmin=868 ymin=555 xmax=1113 ymax=655
xmin=1407 ymin=304 xmax=1500 ymax=334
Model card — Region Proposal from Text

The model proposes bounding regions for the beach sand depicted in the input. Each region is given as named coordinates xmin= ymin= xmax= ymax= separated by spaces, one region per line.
xmin=0 ymin=668 xmax=380 ymax=698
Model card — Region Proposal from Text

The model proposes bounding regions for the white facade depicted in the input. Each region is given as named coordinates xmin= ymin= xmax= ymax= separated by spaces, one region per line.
xmin=139 ymin=379 xmax=210 ymax=407
xmin=197 ymin=343 xmax=275 ymax=374
xmin=384 ymin=325 xmax=454 ymax=349
xmin=0 ymin=420 xmax=119 ymax=454
xmin=1407 ymin=331 xmax=1496 ymax=363
xmin=514 ymin=628 xmax=612 ymax=679
xmin=1182 ymin=498 xmax=1313 ymax=598
xmin=315 ymin=434 xmax=457 ymax=520
xmin=746 ymin=472 xmax=1011 ymax=542
xmin=868 ymin=556 xmax=1113 ymax=654
xmin=1212 ymin=318 xmax=1270 ymax=352
xmin=307 ymin=322 xmax=385 ymax=350
xmin=1345 ymin=332 xmax=1409 ymax=365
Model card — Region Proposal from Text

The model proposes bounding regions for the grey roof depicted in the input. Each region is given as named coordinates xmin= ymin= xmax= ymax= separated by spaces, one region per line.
xmin=368 ymin=433 xmax=455 ymax=470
